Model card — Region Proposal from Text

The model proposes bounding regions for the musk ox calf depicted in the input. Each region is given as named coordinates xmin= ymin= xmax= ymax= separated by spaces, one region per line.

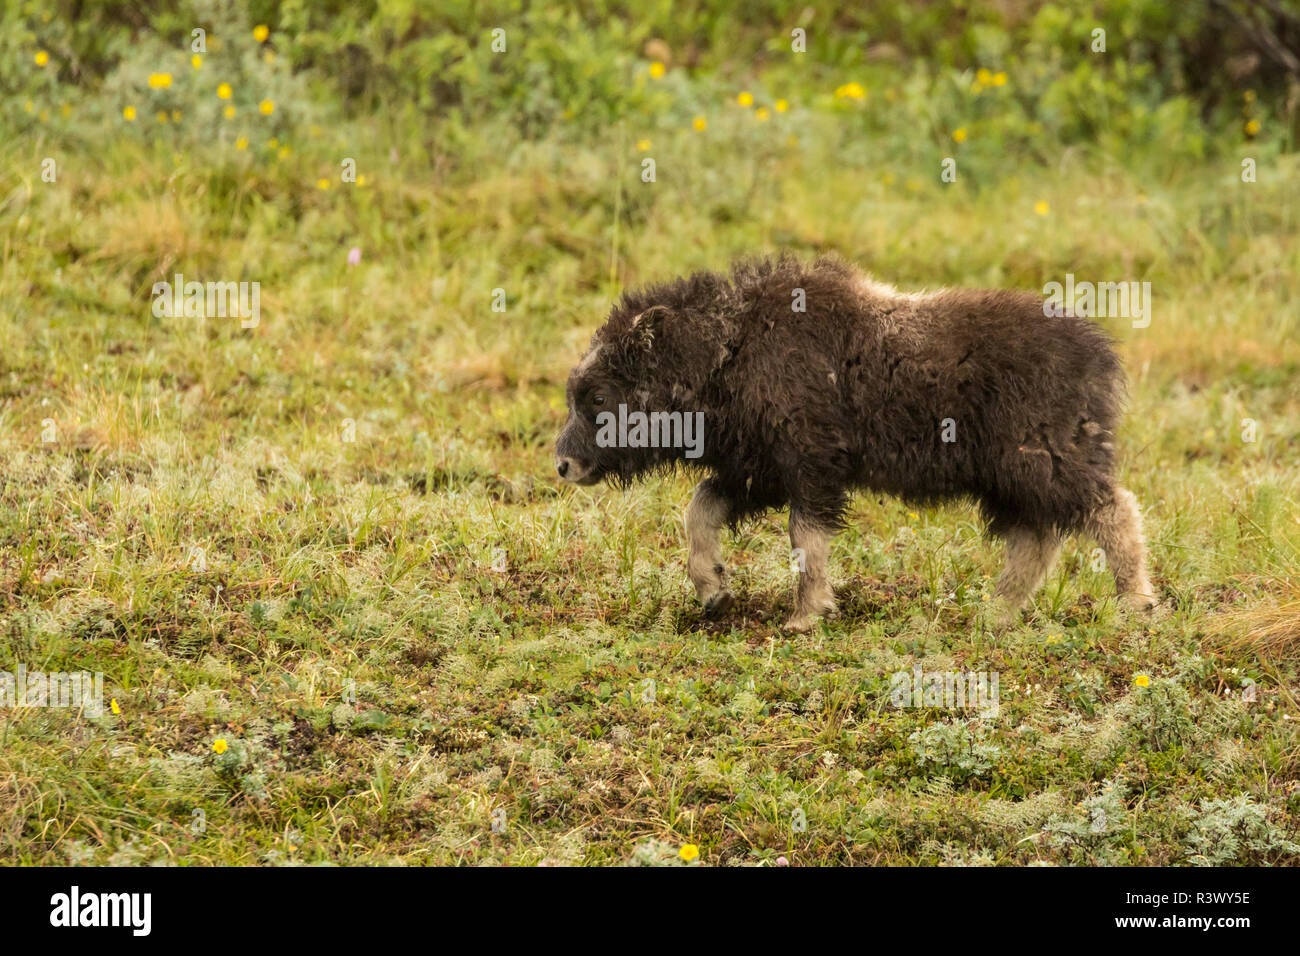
xmin=555 ymin=255 xmax=1156 ymax=632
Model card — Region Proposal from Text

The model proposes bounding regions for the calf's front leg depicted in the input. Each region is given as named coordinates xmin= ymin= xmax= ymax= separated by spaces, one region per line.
xmin=686 ymin=480 xmax=734 ymax=615
xmin=786 ymin=512 xmax=837 ymax=633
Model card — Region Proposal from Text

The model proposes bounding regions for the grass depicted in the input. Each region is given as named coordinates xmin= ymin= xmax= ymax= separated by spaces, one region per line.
xmin=1 ymin=89 xmax=1299 ymax=866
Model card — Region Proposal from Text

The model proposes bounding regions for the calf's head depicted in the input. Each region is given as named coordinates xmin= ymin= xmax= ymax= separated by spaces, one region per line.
xmin=555 ymin=297 xmax=731 ymax=486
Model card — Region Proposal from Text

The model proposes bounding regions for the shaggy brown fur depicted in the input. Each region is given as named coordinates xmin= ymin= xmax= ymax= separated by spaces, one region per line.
xmin=555 ymin=254 xmax=1156 ymax=631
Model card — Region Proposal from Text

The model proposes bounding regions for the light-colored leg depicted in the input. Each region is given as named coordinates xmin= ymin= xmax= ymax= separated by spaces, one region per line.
xmin=785 ymin=514 xmax=837 ymax=633
xmin=686 ymin=482 xmax=733 ymax=615
xmin=1085 ymin=487 xmax=1156 ymax=610
xmin=994 ymin=525 xmax=1063 ymax=608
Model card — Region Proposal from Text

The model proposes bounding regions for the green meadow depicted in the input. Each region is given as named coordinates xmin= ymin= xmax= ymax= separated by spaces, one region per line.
xmin=1 ymin=2 xmax=1298 ymax=865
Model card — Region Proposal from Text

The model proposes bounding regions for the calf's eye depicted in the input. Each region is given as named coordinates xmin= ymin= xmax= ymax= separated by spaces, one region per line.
xmin=591 ymin=394 xmax=607 ymax=407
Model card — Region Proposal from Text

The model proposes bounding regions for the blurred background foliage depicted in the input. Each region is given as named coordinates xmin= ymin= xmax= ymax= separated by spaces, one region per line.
xmin=4 ymin=0 xmax=1298 ymax=161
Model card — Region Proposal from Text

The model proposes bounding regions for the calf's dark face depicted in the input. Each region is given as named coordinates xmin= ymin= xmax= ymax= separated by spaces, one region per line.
xmin=555 ymin=345 xmax=637 ymax=485
xmin=555 ymin=302 xmax=724 ymax=486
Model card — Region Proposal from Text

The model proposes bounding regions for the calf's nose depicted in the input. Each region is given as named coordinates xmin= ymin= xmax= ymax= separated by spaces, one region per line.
xmin=556 ymin=458 xmax=571 ymax=478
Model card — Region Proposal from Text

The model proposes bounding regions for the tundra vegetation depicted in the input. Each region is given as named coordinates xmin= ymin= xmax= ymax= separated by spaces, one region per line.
xmin=1 ymin=2 xmax=1298 ymax=866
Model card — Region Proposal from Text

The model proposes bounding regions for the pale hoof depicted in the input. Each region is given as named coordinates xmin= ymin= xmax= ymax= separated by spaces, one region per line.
xmin=1123 ymin=591 xmax=1159 ymax=612
xmin=783 ymin=614 xmax=817 ymax=634
xmin=783 ymin=597 xmax=836 ymax=633
xmin=987 ymin=596 xmax=1023 ymax=629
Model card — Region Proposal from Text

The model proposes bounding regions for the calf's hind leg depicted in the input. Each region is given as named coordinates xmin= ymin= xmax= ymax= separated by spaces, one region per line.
xmin=686 ymin=480 xmax=734 ymax=615
xmin=994 ymin=525 xmax=1063 ymax=609
xmin=1084 ymin=487 xmax=1156 ymax=610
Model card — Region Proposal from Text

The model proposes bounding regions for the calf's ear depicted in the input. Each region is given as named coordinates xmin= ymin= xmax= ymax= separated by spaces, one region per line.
xmin=629 ymin=305 xmax=672 ymax=350
xmin=626 ymin=303 xmax=735 ymax=375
